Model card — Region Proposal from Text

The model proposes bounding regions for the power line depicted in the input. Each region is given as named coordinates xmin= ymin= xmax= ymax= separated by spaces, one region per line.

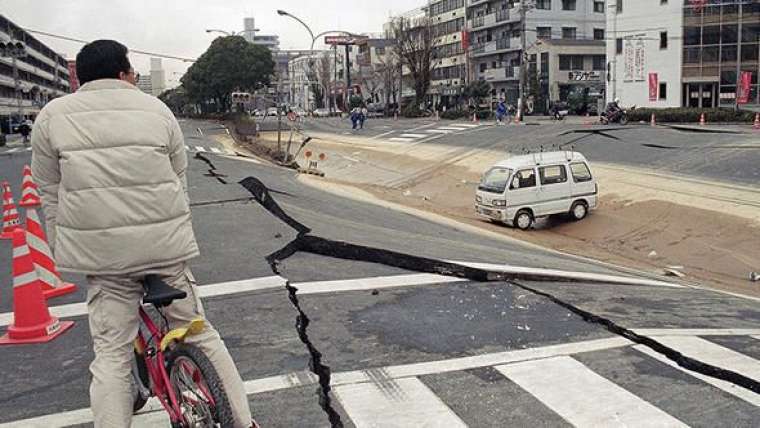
xmin=22 ymin=28 xmax=197 ymax=63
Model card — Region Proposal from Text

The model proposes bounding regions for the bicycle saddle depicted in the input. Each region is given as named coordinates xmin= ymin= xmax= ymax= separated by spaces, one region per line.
xmin=142 ymin=274 xmax=187 ymax=307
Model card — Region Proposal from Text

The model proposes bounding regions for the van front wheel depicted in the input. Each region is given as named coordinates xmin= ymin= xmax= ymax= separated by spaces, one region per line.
xmin=514 ymin=210 xmax=534 ymax=230
xmin=570 ymin=201 xmax=588 ymax=221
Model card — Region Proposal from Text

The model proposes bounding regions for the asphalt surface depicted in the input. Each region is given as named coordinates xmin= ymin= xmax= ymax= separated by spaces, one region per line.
xmin=0 ymin=118 xmax=757 ymax=426
xmin=302 ymin=117 xmax=760 ymax=186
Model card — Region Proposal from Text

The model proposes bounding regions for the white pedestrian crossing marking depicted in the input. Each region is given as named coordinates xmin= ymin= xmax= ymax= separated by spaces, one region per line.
xmin=185 ymin=145 xmax=190 ymax=151
xmin=194 ymin=146 xmax=206 ymax=152
xmin=25 ymin=146 xmax=32 ymax=151
xmin=753 ymin=335 xmax=760 ymax=340
xmin=452 ymin=123 xmax=479 ymax=128
xmin=425 ymin=129 xmax=451 ymax=134
xmin=6 ymin=148 xmax=18 ymax=153
xmin=389 ymin=137 xmax=415 ymax=143
xmin=209 ymin=147 xmax=222 ymax=153
xmin=335 ymin=377 xmax=467 ymax=428
xmin=399 ymin=133 xmax=427 ymax=138
xmin=634 ymin=344 xmax=760 ymax=406
xmin=496 ymin=356 xmax=688 ymax=427
xmin=437 ymin=126 xmax=467 ymax=131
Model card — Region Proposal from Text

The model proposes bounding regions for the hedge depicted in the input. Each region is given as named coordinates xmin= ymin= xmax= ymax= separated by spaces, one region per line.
xmin=629 ymin=108 xmax=756 ymax=123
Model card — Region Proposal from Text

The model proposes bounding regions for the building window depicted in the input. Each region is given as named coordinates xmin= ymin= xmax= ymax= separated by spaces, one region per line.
xmin=562 ymin=27 xmax=577 ymax=40
xmin=536 ymin=0 xmax=551 ymax=10
xmin=559 ymin=55 xmax=584 ymax=71
xmin=594 ymin=1 xmax=605 ymax=13
xmin=616 ymin=38 xmax=623 ymax=54
xmin=592 ymin=55 xmax=606 ymax=71
xmin=659 ymin=82 xmax=667 ymax=100
xmin=594 ymin=29 xmax=605 ymax=40
xmin=562 ymin=0 xmax=577 ymax=11
xmin=660 ymin=32 xmax=668 ymax=49
xmin=616 ymin=0 xmax=623 ymax=13
xmin=537 ymin=27 xmax=552 ymax=40
xmin=660 ymin=0 xmax=667 ymax=4
xmin=480 ymin=62 xmax=487 ymax=72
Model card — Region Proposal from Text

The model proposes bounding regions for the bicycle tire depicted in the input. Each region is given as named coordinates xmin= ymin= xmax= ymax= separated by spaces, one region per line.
xmin=166 ymin=343 xmax=235 ymax=427
xmin=132 ymin=350 xmax=150 ymax=412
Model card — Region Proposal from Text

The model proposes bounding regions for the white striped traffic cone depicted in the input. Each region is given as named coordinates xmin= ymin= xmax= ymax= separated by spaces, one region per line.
xmin=1 ymin=182 xmax=21 ymax=240
xmin=19 ymin=165 xmax=41 ymax=207
xmin=0 ymin=228 xmax=74 ymax=345
xmin=25 ymin=207 xmax=77 ymax=299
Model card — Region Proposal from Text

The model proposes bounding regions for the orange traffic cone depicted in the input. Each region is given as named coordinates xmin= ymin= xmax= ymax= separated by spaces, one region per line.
xmin=699 ymin=113 xmax=706 ymax=126
xmin=754 ymin=113 xmax=759 ymax=130
xmin=25 ymin=207 xmax=77 ymax=299
xmin=472 ymin=113 xmax=477 ymax=123
xmin=1 ymin=182 xmax=21 ymax=240
xmin=0 ymin=228 xmax=74 ymax=345
xmin=650 ymin=113 xmax=656 ymax=127
xmin=19 ymin=165 xmax=41 ymax=207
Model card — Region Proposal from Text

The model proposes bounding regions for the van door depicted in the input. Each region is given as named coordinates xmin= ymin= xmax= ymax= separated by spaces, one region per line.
xmin=507 ymin=168 xmax=539 ymax=214
xmin=538 ymin=164 xmax=571 ymax=215
xmin=569 ymin=161 xmax=595 ymax=203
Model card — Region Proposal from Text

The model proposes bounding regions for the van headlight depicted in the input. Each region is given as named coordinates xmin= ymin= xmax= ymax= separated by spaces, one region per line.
xmin=492 ymin=200 xmax=506 ymax=207
xmin=476 ymin=195 xmax=482 ymax=203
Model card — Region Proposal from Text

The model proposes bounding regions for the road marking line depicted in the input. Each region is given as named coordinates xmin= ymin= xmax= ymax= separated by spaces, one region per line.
xmin=0 ymin=273 xmax=463 ymax=326
xmin=209 ymin=147 xmax=222 ymax=154
xmin=184 ymin=145 xmax=190 ymax=151
xmin=635 ymin=329 xmax=760 ymax=337
xmin=495 ymin=356 xmax=688 ymax=427
xmin=424 ymin=129 xmax=451 ymax=134
xmin=452 ymin=123 xmax=479 ymax=128
xmin=642 ymin=336 xmax=760 ymax=387
xmin=194 ymin=146 xmax=206 ymax=152
xmin=753 ymin=335 xmax=760 ymax=340
xmin=453 ymin=260 xmax=684 ymax=288
xmin=388 ymin=137 xmax=415 ymax=143
xmin=335 ymin=377 xmax=467 ymax=427
xmin=26 ymin=146 xmax=32 ymax=151
xmin=399 ymin=133 xmax=427 ymax=138
xmin=369 ymin=130 xmax=396 ymax=140
xmin=6 ymin=148 xmax=18 ymax=153
xmin=437 ymin=127 xmax=467 ymax=131
xmin=634 ymin=342 xmax=760 ymax=406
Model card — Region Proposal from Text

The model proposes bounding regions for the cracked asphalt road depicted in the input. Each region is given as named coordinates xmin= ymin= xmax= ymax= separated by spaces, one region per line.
xmin=0 ymin=119 xmax=757 ymax=426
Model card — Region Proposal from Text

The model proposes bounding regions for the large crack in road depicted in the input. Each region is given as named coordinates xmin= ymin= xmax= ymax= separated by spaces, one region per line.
xmin=196 ymin=156 xmax=760 ymax=426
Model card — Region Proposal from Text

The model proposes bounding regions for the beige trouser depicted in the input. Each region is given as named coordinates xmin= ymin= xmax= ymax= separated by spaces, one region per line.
xmin=86 ymin=262 xmax=251 ymax=427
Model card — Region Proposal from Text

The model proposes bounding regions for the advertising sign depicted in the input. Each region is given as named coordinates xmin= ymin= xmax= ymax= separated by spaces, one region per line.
xmin=737 ymin=71 xmax=752 ymax=104
xmin=67 ymin=60 xmax=79 ymax=92
xmin=649 ymin=73 xmax=658 ymax=102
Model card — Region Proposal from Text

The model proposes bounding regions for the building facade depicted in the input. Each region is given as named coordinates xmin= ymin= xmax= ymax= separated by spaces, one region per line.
xmin=0 ymin=14 xmax=70 ymax=129
xmin=429 ymin=0 xmax=468 ymax=107
xmin=469 ymin=0 xmax=606 ymax=105
xmin=149 ymin=57 xmax=166 ymax=97
xmin=608 ymin=0 xmax=759 ymax=109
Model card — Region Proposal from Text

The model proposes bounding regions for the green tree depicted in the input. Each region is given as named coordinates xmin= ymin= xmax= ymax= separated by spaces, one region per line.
xmin=158 ymin=87 xmax=190 ymax=114
xmin=181 ymin=36 xmax=274 ymax=113
xmin=463 ymin=80 xmax=491 ymax=107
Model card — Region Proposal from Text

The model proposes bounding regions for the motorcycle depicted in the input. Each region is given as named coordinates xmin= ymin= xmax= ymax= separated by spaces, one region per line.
xmin=600 ymin=105 xmax=635 ymax=125
xmin=549 ymin=102 xmax=568 ymax=121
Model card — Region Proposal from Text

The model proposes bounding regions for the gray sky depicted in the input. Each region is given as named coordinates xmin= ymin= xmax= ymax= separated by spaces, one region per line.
xmin=2 ymin=0 xmax=414 ymax=87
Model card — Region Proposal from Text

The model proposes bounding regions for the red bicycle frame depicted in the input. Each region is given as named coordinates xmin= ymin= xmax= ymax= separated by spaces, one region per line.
xmin=135 ymin=306 xmax=185 ymax=423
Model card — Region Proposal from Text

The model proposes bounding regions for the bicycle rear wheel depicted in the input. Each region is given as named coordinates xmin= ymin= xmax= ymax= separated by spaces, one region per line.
xmin=166 ymin=343 xmax=234 ymax=427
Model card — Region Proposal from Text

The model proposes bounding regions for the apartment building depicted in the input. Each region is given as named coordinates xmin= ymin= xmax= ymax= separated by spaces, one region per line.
xmin=429 ymin=0 xmax=468 ymax=107
xmin=0 ymin=14 xmax=70 ymax=129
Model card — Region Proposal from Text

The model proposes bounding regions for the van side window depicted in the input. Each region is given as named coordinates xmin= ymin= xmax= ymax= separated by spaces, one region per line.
xmin=570 ymin=162 xmax=593 ymax=182
xmin=539 ymin=165 xmax=568 ymax=185
xmin=513 ymin=168 xmax=537 ymax=189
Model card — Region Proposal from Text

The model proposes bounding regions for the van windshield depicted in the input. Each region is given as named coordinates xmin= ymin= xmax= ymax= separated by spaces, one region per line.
xmin=479 ymin=167 xmax=513 ymax=193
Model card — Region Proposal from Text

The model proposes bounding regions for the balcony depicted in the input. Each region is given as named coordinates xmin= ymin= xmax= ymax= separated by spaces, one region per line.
xmin=471 ymin=37 xmax=520 ymax=57
xmin=479 ymin=66 xmax=518 ymax=82
xmin=468 ymin=8 xmax=517 ymax=30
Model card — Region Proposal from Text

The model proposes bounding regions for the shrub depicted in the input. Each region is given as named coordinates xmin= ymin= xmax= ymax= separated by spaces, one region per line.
xmin=402 ymin=104 xmax=425 ymax=118
xmin=440 ymin=109 xmax=468 ymax=120
xmin=628 ymin=108 xmax=755 ymax=123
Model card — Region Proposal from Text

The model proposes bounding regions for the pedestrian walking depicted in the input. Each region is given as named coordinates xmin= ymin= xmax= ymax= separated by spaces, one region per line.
xmin=495 ymin=101 xmax=507 ymax=126
xmin=18 ymin=119 xmax=32 ymax=145
xmin=360 ymin=106 xmax=368 ymax=129
xmin=350 ymin=107 xmax=360 ymax=130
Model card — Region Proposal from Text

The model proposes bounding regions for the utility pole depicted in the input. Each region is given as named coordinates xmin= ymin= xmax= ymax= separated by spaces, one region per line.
xmin=735 ymin=4 xmax=743 ymax=110
xmin=609 ymin=2 xmax=618 ymax=102
xmin=517 ymin=1 xmax=528 ymax=121
xmin=345 ymin=44 xmax=351 ymax=108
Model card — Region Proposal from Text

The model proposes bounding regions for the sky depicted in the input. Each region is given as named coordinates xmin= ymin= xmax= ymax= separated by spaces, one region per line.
xmin=1 ymin=0 xmax=415 ymax=87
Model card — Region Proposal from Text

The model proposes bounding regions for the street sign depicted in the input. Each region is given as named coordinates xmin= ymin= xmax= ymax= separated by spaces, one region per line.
xmin=568 ymin=71 xmax=601 ymax=81
xmin=324 ymin=35 xmax=368 ymax=46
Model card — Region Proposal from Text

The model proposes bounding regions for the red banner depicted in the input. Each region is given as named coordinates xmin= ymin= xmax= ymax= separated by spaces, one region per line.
xmin=737 ymin=71 xmax=752 ymax=104
xmin=67 ymin=60 xmax=79 ymax=93
xmin=462 ymin=31 xmax=469 ymax=50
xmin=690 ymin=0 xmax=707 ymax=13
xmin=648 ymin=73 xmax=658 ymax=102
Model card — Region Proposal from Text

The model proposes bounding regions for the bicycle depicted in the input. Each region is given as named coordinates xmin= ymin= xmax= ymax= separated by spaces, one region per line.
xmin=131 ymin=274 xmax=235 ymax=427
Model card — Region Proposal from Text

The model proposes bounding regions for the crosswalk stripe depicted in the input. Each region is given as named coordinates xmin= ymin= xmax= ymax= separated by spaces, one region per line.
xmin=209 ymin=147 xmax=222 ymax=154
xmin=399 ymin=133 xmax=426 ymax=138
xmin=26 ymin=146 xmax=32 ymax=151
xmin=425 ymin=129 xmax=451 ymax=134
xmin=437 ymin=126 xmax=467 ymax=131
xmin=452 ymin=123 xmax=479 ymax=128
xmin=389 ymin=137 xmax=415 ymax=143
xmin=753 ymin=335 xmax=760 ymax=340
xmin=335 ymin=377 xmax=467 ymax=427
xmin=496 ymin=356 xmax=688 ymax=427
xmin=185 ymin=145 xmax=190 ymax=151
xmin=634 ymin=343 xmax=760 ymax=406
xmin=6 ymin=148 xmax=18 ymax=153
xmin=194 ymin=146 xmax=206 ymax=152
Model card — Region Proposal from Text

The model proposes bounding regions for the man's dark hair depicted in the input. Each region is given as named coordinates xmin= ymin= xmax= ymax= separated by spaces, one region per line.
xmin=76 ymin=40 xmax=132 ymax=85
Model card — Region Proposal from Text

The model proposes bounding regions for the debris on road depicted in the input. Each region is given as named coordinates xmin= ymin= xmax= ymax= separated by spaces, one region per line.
xmin=648 ymin=250 xmax=658 ymax=259
xmin=750 ymin=272 xmax=760 ymax=282
xmin=662 ymin=267 xmax=686 ymax=278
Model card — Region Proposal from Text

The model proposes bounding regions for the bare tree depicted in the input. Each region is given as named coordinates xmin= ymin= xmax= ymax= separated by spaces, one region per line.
xmin=387 ymin=15 xmax=436 ymax=109
xmin=316 ymin=51 xmax=334 ymax=111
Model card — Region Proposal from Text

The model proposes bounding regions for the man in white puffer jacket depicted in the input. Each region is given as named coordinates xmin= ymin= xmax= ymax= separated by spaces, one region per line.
xmin=32 ymin=40 xmax=254 ymax=427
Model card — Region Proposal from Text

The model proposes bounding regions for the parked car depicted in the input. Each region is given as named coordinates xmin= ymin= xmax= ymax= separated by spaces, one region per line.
xmin=475 ymin=151 xmax=598 ymax=230
xmin=292 ymin=107 xmax=306 ymax=117
xmin=312 ymin=108 xmax=332 ymax=117
xmin=266 ymin=107 xmax=278 ymax=117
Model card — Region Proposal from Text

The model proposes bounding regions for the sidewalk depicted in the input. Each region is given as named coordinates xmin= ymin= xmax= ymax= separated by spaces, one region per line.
xmin=0 ymin=134 xmax=24 ymax=147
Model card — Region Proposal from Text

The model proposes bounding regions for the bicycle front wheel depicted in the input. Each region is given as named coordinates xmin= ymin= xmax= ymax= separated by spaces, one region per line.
xmin=166 ymin=343 xmax=234 ymax=427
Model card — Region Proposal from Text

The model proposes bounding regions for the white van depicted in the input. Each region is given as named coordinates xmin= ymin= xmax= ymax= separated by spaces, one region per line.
xmin=475 ymin=151 xmax=598 ymax=230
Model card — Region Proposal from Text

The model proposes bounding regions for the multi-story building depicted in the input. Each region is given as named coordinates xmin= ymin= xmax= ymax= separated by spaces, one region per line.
xmin=429 ymin=0 xmax=468 ymax=107
xmin=468 ymin=0 xmax=605 ymax=106
xmin=149 ymin=57 xmax=166 ymax=97
xmin=136 ymin=74 xmax=153 ymax=95
xmin=0 ymin=14 xmax=70 ymax=129
xmin=355 ymin=38 xmax=394 ymax=106
xmin=242 ymin=17 xmax=280 ymax=50
xmin=288 ymin=51 xmax=333 ymax=111
xmin=608 ymin=0 xmax=759 ymax=109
